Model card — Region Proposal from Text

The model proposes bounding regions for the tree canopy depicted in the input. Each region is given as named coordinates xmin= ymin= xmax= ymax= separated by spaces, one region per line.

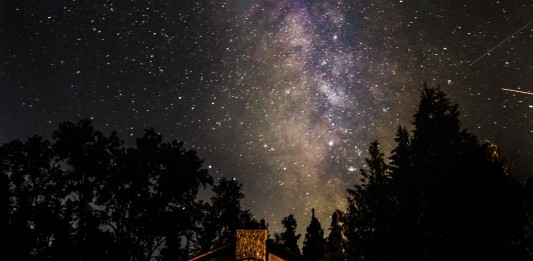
xmin=343 ymin=84 xmax=530 ymax=261
xmin=1 ymin=85 xmax=532 ymax=260
xmin=0 ymin=120 xmax=255 ymax=260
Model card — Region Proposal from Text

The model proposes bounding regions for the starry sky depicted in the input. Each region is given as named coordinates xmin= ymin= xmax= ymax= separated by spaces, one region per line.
xmin=1 ymin=0 xmax=532 ymax=236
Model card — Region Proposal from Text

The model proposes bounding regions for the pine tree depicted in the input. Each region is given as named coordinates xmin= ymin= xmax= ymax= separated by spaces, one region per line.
xmin=343 ymin=85 xmax=529 ymax=260
xmin=344 ymin=140 xmax=395 ymax=260
xmin=197 ymin=177 xmax=257 ymax=252
xmin=303 ymin=208 xmax=326 ymax=260
xmin=326 ymin=210 xmax=345 ymax=261
xmin=276 ymin=214 xmax=301 ymax=254
xmin=389 ymin=126 xmax=412 ymax=177
xmin=387 ymin=125 xmax=423 ymax=260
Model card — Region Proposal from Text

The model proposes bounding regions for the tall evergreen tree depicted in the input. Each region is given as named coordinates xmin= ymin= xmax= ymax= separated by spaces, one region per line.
xmin=197 ymin=177 xmax=258 ymax=253
xmin=343 ymin=85 xmax=529 ymax=260
xmin=325 ymin=210 xmax=345 ymax=261
xmin=409 ymin=85 xmax=525 ymax=260
xmin=384 ymin=126 xmax=422 ymax=260
xmin=389 ymin=126 xmax=412 ymax=179
xmin=344 ymin=140 xmax=395 ymax=260
xmin=303 ymin=208 xmax=326 ymax=260
xmin=276 ymin=214 xmax=301 ymax=254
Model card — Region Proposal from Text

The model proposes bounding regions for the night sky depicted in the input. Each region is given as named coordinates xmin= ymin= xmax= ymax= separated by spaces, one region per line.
xmin=1 ymin=0 xmax=532 ymax=236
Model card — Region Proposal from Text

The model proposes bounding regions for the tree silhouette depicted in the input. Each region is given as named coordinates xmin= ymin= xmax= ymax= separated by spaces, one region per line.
xmin=1 ymin=83 xmax=532 ymax=260
xmin=325 ymin=210 xmax=345 ymax=261
xmin=344 ymin=141 xmax=395 ymax=260
xmin=52 ymin=119 xmax=122 ymax=259
xmin=386 ymin=125 xmax=422 ymax=260
xmin=410 ymin=85 xmax=525 ymax=260
xmin=344 ymin=140 xmax=396 ymax=261
xmin=0 ymin=137 xmax=70 ymax=259
xmin=197 ymin=177 xmax=257 ymax=253
xmin=276 ymin=214 xmax=301 ymax=254
xmin=0 ymin=120 xmax=223 ymax=260
xmin=303 ymin=208 xmax=326 ymax=260
xmin=525 ymin=178 xmax=533 ymax=256
xmin=343 ymin=84 xmax=530 ymax=260
xmin=101 ymin=128 xmax=212 ymax=260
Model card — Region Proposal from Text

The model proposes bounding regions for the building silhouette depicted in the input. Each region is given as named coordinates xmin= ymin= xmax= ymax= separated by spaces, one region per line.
xmin=189 ymin=230 xmax=307 ymax=261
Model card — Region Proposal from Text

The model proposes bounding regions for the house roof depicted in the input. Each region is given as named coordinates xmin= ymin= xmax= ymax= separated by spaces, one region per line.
xmin=266 ymin=243 xmax=307 ymax=261
xmin=188 ymin=243 xmax=234 ymax=261
xmin=188 ymin=241 xmax=307 ymax=261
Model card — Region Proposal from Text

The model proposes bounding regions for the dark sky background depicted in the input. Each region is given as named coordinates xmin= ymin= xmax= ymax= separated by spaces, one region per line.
xmin=1 ymin=0 xmax=532 ymax=236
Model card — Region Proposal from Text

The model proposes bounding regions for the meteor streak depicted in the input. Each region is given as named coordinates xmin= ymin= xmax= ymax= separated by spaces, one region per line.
xmin=469 ymin=20 xmax=533 ymax=66
xmin=501 ymin=88 xmax=533 ymax=96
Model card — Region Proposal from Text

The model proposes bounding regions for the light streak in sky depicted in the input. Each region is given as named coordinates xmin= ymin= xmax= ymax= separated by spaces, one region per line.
xmin=501 ymin=88 xmax=533 ymax=96
xmin=469 ymin=20 xmax=533 ymax=66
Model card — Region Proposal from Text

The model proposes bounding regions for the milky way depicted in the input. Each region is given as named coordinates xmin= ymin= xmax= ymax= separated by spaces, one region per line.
xmin=1 ymin=0 xmax=532 ymax=236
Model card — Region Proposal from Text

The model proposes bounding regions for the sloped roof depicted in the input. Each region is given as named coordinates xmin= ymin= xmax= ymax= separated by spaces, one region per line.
xmin=267 ymin=243 xmax=307 ymax=261
xmin=188 ymin=241 xmax=307 ymax=261
xmin=188 ymin=243 xmax=234 ymax=261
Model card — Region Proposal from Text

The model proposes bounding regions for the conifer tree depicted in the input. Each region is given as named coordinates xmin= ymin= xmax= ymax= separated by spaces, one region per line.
xmin=343 ymin=85 xmax=528 ymax=260
xmin=197 ymin=177 xmax=258 ymax=253
xmin=387 ymin=125 xmax=422 ymax=260
xmin=344 ymin=140 xmax=395 ymax=260
xmin=326 ymin=210 xmax=345 ymax=261
xmin=276 ymin=214 xmax=301 ymax=254
xmin=303 ymin=208 xmax=326 ymax=260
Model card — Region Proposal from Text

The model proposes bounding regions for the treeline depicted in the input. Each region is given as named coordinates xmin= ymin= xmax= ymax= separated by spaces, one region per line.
xmin=274 ymin=85 xmax=533 ymax=261
xmin=0 ymin=120 xmax=261 ymax=260
xmin=2 ymin=86 xmax=533 ymax=260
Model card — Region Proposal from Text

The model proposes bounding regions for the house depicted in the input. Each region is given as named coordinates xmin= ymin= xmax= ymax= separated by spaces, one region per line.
xmin=188 ymin=229 xmax=307 ymax=261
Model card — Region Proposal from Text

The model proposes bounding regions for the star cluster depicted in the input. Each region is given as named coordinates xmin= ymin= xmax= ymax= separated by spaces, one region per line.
xmin=1 ymin=0 xmax=532 ymax=235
